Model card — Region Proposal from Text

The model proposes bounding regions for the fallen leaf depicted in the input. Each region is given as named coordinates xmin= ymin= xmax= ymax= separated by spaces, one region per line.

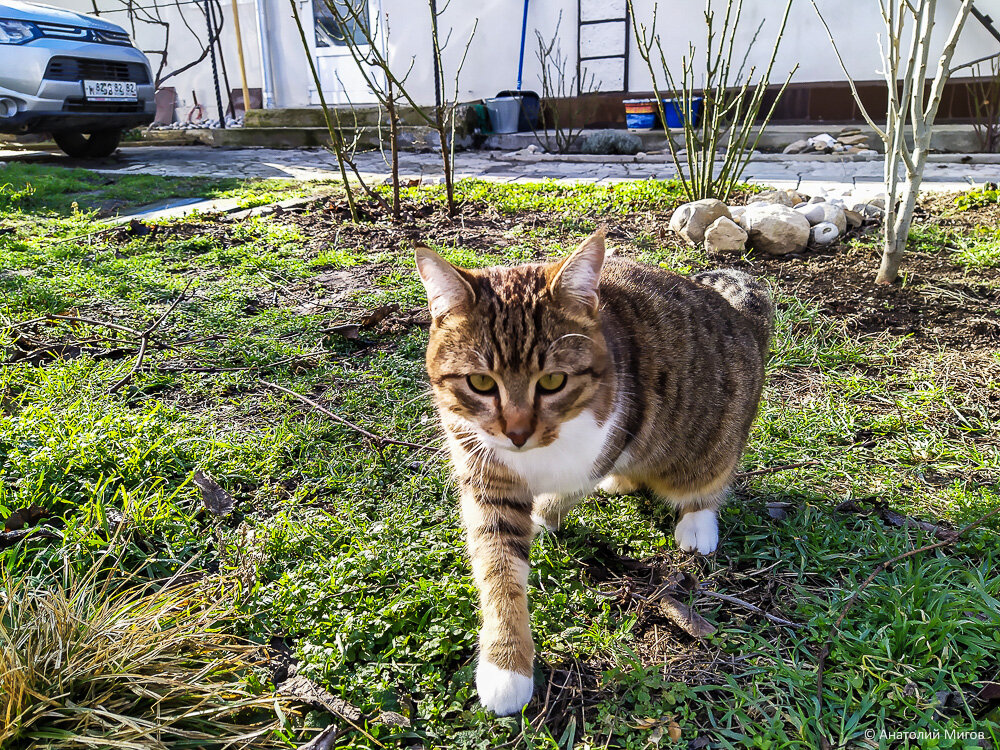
xmin=766 ymin=502 xmax=790 ymax=520
xmin=325 ymin=324 xmax=360 ymax=340
xmin=4 ymin=504 xmax=51 ymax=531
xmin=979 ymin=682 xmax=1000 ymax=702
xmin=659 ymin=595 xmax=716 ymax=638
xmin=372 ymin=711 xmax=410 ymax=728
xmin=877 ymin=504 xmax=952 ymax=540
xmin=357 ymin=303 xmax=400 ymax=328
xmin=667 ymin=720 xmax=682 ymax=742
xmin=278 ymin=675 xmax=363 ymax=722
xmin=192 ymin=470 xmax=234 ymax=516
xmin=298 ymin=725 xmax=339 ymax=750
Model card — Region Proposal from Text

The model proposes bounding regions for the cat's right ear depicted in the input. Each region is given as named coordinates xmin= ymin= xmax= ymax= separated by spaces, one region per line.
xmin=415 ymin=244 xmax=475 ymax=319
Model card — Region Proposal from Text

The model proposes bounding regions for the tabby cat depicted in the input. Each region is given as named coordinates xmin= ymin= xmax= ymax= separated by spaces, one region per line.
xmin=415 ymin=230 xmax=773 ymax=716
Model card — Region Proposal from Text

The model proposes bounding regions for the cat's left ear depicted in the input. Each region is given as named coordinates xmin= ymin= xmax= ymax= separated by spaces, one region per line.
xmin=550 ymin=230 xmax=606 ymax=311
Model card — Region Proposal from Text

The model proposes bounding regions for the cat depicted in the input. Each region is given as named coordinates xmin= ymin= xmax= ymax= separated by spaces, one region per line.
xmin=415 ymin=229 xmax=773 ymax=716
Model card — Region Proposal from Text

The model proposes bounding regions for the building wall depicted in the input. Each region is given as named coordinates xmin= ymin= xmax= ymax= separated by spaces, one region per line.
xmin=46 ymin=1 xmax=1000 ymax=122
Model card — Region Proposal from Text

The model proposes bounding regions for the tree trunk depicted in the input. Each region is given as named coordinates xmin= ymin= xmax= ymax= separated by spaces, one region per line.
xmin=436 ymin=105 xmax=455 ymax=216
xmin=877 ymin=149 xmax=926 ymax=284
xmin=387 ymin=83 xmax=401 ymax=222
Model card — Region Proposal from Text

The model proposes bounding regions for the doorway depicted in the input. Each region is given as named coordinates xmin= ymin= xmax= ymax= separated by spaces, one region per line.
xmin=306 ymin=0 xmax=380 ymax=105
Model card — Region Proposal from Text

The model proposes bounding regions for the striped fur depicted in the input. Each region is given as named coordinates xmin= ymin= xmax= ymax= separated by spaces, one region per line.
xmin=416 ymin=230 xmax=773 ymax=715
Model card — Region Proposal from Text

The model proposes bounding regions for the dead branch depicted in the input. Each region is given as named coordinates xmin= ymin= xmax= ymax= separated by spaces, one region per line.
xmin=258 ymin=380 xmax=439 ymax=453
xmin=736 ymin=460 xmax=820 ymax=478
xmin=699 ymin=589 xmax=802 ymax=628
xmin=109 ymin=279 xmax=192 ymax=394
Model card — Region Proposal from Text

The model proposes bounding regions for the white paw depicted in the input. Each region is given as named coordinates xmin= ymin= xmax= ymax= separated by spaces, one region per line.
xmin=596 ymin=475 xmax=637 ymax=495
xmin=476 ymin=660 xmax=534 ymax=716
xmin=531 ymin=512 xmax=557 ymax=533
xmin=674 ymin=509 xmax=719 ymax=555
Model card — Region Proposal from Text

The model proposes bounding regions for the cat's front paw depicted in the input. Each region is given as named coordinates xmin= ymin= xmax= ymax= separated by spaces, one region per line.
xmin=476 ymin=660 xmax=534 ymax=716
xmin=531 ymin=512 xmax=558 ymax=533
xmin=674 ymin=509 xmax=719 ymax=555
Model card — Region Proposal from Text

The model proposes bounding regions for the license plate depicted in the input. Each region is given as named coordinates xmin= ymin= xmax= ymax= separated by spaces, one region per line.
xmin=83 ymin=79 xmax=137 ymax=101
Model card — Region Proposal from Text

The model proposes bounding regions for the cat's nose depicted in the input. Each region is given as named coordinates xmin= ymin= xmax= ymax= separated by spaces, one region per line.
xmin=505 ymin=427 xmax=533 ymax=447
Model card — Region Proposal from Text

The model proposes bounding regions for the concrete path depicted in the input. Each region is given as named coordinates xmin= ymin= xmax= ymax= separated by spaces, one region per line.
xmin=2 ymin=144 xmax=997 ymax=200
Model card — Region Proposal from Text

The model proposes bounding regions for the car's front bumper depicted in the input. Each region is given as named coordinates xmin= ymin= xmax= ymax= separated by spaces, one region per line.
xmin=0 ymin=38 xmax=155 ymax=133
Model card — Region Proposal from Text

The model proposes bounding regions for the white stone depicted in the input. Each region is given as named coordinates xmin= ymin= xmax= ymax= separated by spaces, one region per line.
xmin=808 ymin=133 xmax=837 ymax=148
xmin=668 ymin=198 xmax=731 ymax=245
xmin=742 ymin=204 xmax=811 ymax=255
xmin=795 ymin=201 xmax=846 ymax=233
xmin=782 ymin=139 xmax=809 ymax=154
xmin=811 ymin=222 xmax=841 ymax=245
xmin=729 ymin=205 xmax=747 ymax=227
xmin=849 ymin=199 xmax=885 ymax=219
xmin=752 ymin=189 xmax=798 ymax=207
xmin=703 ymin=216 xmax=748 ymax=253
xmin=843 ymin=209 xmax=863 ymax=229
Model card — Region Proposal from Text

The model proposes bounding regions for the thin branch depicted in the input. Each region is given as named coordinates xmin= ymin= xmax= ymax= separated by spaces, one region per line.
xmin=259 ymin=380 xmax=440 ymax=453
xmin=809 ymin=0 xmax=887 ymax=142
xmin=108 ymin=279 xmax=192 ymax=394
xmin=699 ymin=589 xmax=802 ymax=628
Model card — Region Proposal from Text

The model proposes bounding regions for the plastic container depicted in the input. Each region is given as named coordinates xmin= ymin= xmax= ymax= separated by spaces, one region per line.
xmin=495 ymin=89 xmax=541 ymax=131
xmin=623 ymin=98 xmax=656 ymax=130
xmin=484 ymin=97 xmax=521 ymax=134
xmin=661 ymin=96 xmax=703 ymax=128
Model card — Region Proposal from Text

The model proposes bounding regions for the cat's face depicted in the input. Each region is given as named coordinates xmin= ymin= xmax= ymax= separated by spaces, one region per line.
xmin=417 ymin=232 xmax=610 ymax=452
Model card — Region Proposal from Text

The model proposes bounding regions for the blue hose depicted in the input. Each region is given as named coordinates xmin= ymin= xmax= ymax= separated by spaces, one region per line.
xmin=517 ymin=0 xmax=529 ymax=91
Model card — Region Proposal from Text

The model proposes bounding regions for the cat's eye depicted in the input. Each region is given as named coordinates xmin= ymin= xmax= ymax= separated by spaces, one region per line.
xmin=467 ymin=373 xmax=498 ymax=394
xmin=537 ymin=372 xmax=567 ymax=393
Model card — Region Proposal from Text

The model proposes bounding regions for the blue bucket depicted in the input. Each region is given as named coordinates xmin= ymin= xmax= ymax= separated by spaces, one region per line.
xmin=661 ymin=96 xmax=703 ymax=128
xmin=625 ymin=112 xmax=656 ymax=130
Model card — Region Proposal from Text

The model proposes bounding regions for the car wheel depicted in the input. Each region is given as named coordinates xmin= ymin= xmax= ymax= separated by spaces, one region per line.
xmin=52 ymin=129 xmax=123 ymax=158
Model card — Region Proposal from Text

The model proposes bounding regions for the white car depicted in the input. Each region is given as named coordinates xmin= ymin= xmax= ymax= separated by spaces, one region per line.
xmin=0 ymin=0 xmax=155 ymax=157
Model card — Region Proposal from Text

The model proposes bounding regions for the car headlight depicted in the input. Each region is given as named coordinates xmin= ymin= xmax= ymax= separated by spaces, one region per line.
xmin=0 ymin=19 xmax=40 ymax=44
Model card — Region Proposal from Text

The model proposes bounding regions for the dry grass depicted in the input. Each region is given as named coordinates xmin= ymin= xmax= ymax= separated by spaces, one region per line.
xmin=0 ymin=561 xmax=292 ymax=750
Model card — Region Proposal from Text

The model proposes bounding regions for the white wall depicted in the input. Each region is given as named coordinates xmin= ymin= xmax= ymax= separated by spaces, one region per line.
xmin=47 ymin=0 xmax=1000 ymax=120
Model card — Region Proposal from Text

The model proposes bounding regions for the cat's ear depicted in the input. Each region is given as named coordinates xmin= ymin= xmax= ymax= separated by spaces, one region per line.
xmin=550 ymin=230 xmax=606 ymax=311
xmin=415 ymin=244 xmax=475 ymax=319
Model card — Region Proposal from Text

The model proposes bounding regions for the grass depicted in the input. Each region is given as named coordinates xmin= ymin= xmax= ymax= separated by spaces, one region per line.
xmin=0 ymin=166 xmax=998 ymax=748
xmin=0 ymin=161 xmax=331 ymax=215
xmin=1 ymin=556 xmax=293 ymax=749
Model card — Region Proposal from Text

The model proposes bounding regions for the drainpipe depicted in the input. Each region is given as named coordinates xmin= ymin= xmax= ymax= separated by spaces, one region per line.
xmin=254 ymin=0 xmax=276 ymax=108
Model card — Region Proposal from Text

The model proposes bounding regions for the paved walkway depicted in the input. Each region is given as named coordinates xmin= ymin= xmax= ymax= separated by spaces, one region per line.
xmin=2 ymin=144 xmax=997 ymax=200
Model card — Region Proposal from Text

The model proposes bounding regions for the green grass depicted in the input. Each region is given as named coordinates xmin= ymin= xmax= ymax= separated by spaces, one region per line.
xmin=1 ymin=167 xmax=998 ymax=748
xmin=0 ymin=161 xmax=330 ymax=215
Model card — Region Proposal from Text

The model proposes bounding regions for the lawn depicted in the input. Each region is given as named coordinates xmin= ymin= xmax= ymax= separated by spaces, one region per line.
xmin=1 ymin=163 xmax=998 ymax=749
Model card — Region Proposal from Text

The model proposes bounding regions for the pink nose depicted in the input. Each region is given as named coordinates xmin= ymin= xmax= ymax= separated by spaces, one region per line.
xmin=505 ymin=428 xmax=532 ymax=447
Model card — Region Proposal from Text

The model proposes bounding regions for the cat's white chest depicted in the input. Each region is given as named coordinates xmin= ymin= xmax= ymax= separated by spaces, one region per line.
xmin=494 ymin=410 xmax=617 ymax=496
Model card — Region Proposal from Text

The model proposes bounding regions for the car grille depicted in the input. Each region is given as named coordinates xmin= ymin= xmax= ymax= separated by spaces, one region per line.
xmin=63 ymin=98 xmax=146 ymax=113
xmin=35 ymin=21 xmax=132 ymax=46
xmin=44 ymin=57 xmax=150 ymax=84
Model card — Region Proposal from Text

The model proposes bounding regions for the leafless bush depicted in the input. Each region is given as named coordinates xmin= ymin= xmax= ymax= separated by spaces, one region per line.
xmin=532 ymin=14 xmax=599 ymax=154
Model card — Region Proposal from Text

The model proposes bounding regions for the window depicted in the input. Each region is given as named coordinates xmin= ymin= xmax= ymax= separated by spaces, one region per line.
xmin=314 ymin=0 xmax=370 ymax=48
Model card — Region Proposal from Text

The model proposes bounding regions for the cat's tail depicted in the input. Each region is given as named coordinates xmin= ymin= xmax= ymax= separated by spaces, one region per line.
xmin=692 ymin=269 xmax=774 ymax=357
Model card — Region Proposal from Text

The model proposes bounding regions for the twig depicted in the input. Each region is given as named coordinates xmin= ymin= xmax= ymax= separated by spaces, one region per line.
xmin=6 ymin=314 xmax=143 ymax=337
xmin=815 ymin=504 xmax=1000 ymax=739
xmin=699 ymin=589 xmax=801 ymax=628
xmin=108 ymin=280 xmax=192 ymax=394
xmin=258 ymin=380 xmax=439 ymax=453
xmin=737 ymin=460 xmax=819 ymax=478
